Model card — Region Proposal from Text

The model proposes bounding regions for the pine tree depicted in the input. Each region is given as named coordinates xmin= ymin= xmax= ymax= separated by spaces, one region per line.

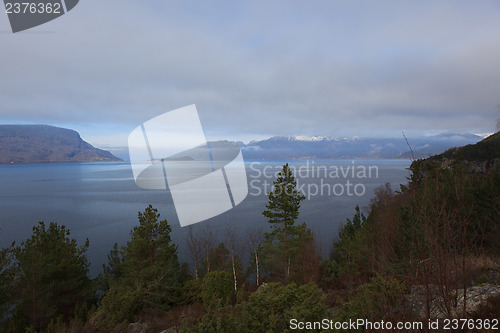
xmin=262 ymin=163 xmax=305 ymax=282
xmin=121 ymin=205 xmax=180 ymax=310
xmin=0 ymin=237 xmax=14 ymax=324
xmin=12 ymin=222 xmax=90 ymax=331
xmin=98 ymin=205 xmax=181 ymax=326
xmin=101 ymin=242 xmax=122 ymax=290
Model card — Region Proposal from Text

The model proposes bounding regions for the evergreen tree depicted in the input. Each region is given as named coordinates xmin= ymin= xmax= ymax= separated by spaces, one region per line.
xmin=122 ymin=205 xmax=180 ymax=305
xmin=11 ymin=222 xmax=90 ymax=331
xmin=0 ymin=238 xmax=14 ymax=324
xmin=98 ymin=205 xmax=180 ymax=325
xmin=262 ymin=163 xmax=306 ymax=282
xmin=323 ymin=205 xmax=368 ymax=281
xmin=205 ymin=243 xmax=231 ymax=273
xmin=101 ymin=242 xmax=122 ymax=290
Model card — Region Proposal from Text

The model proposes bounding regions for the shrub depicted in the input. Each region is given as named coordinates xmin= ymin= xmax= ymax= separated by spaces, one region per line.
xmin=180 ymin=279 xmax=203 ymax=305
xmin=239 ymin=282 xmax=327 ymax=332
xmin=95 ymin=286 xmax=143 ymax=327
xmin=333 ymin=275 xmax=405 ymax=324
xmin=201 ymin=271 xmax=235 ymax=309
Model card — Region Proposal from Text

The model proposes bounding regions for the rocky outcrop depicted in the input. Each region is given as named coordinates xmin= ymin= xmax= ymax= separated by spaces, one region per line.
xmin=126 ymin=323 xmax=148 ymax=333
xmin=405 ymin=284 xmax=500 ymax=319
xmin=467 ymin=158 xmax=500 ymax=174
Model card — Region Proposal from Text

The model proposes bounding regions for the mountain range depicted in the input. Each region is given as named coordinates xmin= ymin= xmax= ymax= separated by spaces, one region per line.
xmin=111 ymin=133 xmax=483 ymax=161
xmin=238 ymin=133 xmax=483 ymax=160
xmin=0 ymin=124 xmax=485 ymax=163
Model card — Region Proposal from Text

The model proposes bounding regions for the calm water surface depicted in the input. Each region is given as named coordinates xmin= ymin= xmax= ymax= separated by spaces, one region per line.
xmin=0 ymin=160 xmax=410 ymax=276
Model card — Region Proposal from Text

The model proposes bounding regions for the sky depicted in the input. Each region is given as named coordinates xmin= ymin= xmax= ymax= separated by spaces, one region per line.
xmin=1 ymin=1 xmax=500 ymax=147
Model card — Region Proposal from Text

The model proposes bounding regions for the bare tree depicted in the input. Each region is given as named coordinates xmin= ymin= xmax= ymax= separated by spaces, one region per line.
xmin=298 ymin=229 xmax=320 ymax=284
xmin=402 ymin=131 xmax=415 ymax=161
xmin=200 ymin=225 xmax=216 ymax=275
xmin=225 ymin=226 xmax=239 ymax=291
xmin=186 ymin=225 xmax=202 ymax=280
xmin=402 ymin=171 xmax=479 ymax=323
xmin=247 ymin=227 xmax=264 ymax=286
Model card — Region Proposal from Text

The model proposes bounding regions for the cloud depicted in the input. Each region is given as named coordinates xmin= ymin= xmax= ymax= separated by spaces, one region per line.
xmin=1 ymin=1 xmax=500 ymax=145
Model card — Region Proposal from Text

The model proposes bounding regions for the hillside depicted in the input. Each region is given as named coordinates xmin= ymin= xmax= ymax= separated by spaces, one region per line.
xmin=423 ymin=131 xmax=500 ymax=173
xmin=0 ymin=125 xmax=121 ymax=164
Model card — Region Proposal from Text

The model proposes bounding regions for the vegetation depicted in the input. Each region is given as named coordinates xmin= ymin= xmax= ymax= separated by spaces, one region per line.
xmin=432 ymin=131 xmax=500 ymax=162
xmin=200 ymin=271 xmax=234 ymax=309
xmin=96 ymin=205 xmax=181 ymax=327
xmin=0 ymin=133 xmax=499 ymax=332
xmin=318 ymin=133 xmax=500 ymax=327
xmin=183 ymin=282 xmax=326 ymax=333
xmin=0 ymin=235 xmax=14 ymax=323
xmin=261 ymin=163 xmax=318 ymax=284
xmin=4 ymin=222 xmax=91 ymax=332
xmin=262 ymin=163 xmax=305 ymax=282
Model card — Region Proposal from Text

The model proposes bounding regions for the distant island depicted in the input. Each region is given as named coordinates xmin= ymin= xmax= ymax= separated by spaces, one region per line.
xmin=0 ymin=125 xmax=121 ymax=164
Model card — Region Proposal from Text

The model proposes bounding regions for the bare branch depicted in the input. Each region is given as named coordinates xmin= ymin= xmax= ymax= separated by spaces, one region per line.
xmin=402 ymin=131 xmax=415 ymax=161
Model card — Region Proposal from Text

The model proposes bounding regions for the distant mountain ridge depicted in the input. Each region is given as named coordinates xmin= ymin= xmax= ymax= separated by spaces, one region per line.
xmin=109 ymin=133 xmax=483 ymax=162
xmin=0 ymin=125 xmax=121 ymax=164
xmin=240 ymin=133 xmax=482 ymax=160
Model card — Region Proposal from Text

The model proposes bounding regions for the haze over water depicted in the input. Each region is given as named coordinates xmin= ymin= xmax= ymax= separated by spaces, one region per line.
xmin=0 ymin=159 xmax=410 ymax=276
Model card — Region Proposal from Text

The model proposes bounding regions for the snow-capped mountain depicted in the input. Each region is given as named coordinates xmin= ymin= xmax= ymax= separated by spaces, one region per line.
xmin=111 ymin=133 xmax=483 ymax=162
xmin=240 ymin=133 xmax=483 ymax=160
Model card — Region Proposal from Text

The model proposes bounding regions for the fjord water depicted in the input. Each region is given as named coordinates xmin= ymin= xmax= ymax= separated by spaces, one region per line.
xmin=0 ymin=160 xmax=410 ymax=276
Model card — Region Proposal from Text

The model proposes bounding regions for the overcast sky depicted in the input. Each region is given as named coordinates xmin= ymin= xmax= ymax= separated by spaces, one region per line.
xmin=1 ymin=1 xmax=500 ymax=147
